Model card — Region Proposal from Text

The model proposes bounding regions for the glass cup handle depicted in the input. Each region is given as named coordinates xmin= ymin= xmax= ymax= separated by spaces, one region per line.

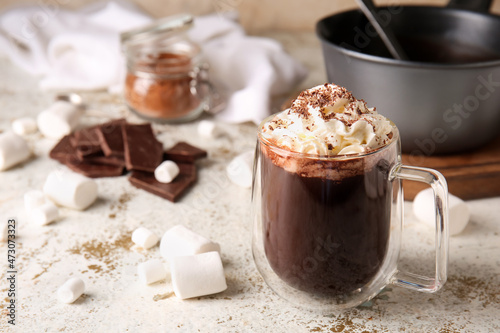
xmin=392 ymin=165 xmax=449 ymax=293
xmin=189 ymin=63 xmax=226 ymax=114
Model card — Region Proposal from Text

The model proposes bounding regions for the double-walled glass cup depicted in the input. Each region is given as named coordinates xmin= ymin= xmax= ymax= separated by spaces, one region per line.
xmin=252 ymin=117 xmax=449 ymax=310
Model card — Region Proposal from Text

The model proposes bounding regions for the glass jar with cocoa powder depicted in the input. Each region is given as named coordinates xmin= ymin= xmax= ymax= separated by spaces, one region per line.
xmin=121 ymin=15 xmax=209 ymax=123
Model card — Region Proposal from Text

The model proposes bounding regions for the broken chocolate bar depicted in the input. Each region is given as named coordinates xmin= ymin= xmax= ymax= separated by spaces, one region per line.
xmin=164 ymin=142 xmax=207 ymax=163
xmin=128 ymin=163 xmax=197 ymax=202
xmin=122 ymin=123 xmax=163 ymax=172
xmin=49 ymin=119 xmax=206 ymax=203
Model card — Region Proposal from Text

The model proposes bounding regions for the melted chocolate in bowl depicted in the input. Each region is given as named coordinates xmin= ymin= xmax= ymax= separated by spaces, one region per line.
xmin=260 ymin=140 xmax=397 ymax=297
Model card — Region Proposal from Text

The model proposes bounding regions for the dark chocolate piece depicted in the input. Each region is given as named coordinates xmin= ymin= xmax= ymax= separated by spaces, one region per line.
xmin=128 ymin=163 xmax=196 ymax=202
xmin=122 ymin=123 xmax=163 ymax=172
xmin=81 ymin=152 xmax=125 ymax=167
xmin=65 ymin=159 xmax=124 ymax=178
xmin=73 ymin=126 xmax=102 ymax=157
xmin=76 ymin=147 xmax=102 ymax=160
xmin=97 ymin=119 xmax=126 ymax=157
xmin=49 ymin=134 xmax=77 ymax=163
xmin=164 ymin=142 xmax=207 ymax=163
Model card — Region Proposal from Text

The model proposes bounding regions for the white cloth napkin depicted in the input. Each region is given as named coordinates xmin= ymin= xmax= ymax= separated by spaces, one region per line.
xmin=189 ymin=14 xmax=308 ymax=123
xmin=0 ymin=1 xmax=150 ymax=92
xmin=0 ymin=2 xmax=307 ymax=124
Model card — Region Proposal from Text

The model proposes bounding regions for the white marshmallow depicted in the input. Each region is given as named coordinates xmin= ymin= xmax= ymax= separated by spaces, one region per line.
xmin=198 ymin=120 xmax=222 ymax=139
xmin=24 ymin=190 xmax=47 ymax=212
xmin=170 ymin=251 xmax=227 ymax=299
xmin=0 ymin=132 xmax=31 ymax=171
xmin=160 ymin=225 xmax=220 ymax=260
xmin=131 ymin=227 xmax=159 ymax=249
xmin=413 ymin=188 xmax=470 ymax=236
xmin=58 ymin=277 xmax=85 ymax=304
xmin=30 ymin=202 xmax=59 ymax=225
xmin=154 ymin=161 xmax=180 ymax=184
xmin=226 ymin=150 xmax=254 ymax=188
xmin=138 ymin=259 xmax=167 ymax=285
xmin=12 ymin=117 xmax=38 ymax=135
xmin=1 ymin=222 xmax=7 ymax=242
xmin=37 ymin=101 xmax=83 ymax=139
xmin=43 ymin=170 xmax=98 ymax=210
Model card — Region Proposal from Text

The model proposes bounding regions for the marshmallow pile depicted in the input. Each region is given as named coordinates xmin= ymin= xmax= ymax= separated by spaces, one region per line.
xmin=55 ymin=219 xmax=225 ymax=303
xmin=413 ymin=188 xmax=470 ymax=236
xmin=135 ymin=224 xmax=227 ymax=299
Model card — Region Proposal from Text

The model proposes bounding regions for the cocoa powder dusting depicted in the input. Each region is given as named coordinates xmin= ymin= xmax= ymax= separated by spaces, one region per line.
xmin=68 ymin=233 xmax=133 ymax=275
xmin=308 ymin=313 xmax=386 ymax=332
xmin=447 ymin=274 xmax=500 ymax=307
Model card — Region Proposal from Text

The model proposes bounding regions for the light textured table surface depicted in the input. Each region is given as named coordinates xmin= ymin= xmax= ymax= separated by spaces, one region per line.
xmin=1 ymin=33 xmax=500 ymax=333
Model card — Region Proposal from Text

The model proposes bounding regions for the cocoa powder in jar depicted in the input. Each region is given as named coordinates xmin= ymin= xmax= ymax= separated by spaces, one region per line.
xmin=124 ymin=52 xmax=201 ymax=120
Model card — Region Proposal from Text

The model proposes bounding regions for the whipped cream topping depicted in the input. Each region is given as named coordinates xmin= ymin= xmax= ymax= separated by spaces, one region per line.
xmin=261 ymin=84 xmax=394 ymax=155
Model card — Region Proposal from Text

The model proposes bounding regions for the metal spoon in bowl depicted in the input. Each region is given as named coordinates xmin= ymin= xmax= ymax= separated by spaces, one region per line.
xmin=355 ymin=0 xmax=409 ymax=60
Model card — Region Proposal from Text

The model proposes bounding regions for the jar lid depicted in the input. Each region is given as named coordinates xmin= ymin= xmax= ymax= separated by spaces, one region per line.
xmin=121 ymin=14 xmax=193 ymax=47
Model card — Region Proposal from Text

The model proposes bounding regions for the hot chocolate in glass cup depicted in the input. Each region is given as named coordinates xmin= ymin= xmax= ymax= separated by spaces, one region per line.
xmin=251 ymin=84 xmax=449 ymax=310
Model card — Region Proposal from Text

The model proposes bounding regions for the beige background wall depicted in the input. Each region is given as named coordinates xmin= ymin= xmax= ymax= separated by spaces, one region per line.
xmin=0 ymin=0 xmax=499 ymax=32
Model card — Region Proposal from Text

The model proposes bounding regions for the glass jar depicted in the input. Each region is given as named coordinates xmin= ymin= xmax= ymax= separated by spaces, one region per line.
xmin=121 ymin=14 xmax=209 ymax=123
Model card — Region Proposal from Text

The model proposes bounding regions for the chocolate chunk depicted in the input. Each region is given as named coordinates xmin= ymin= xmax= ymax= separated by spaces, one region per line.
xmin=65 ymin=159 xmax=124 ymax=178
xmin=49 ymin=134 xmax=77 ymax=163
xmin=128 ymin=163 xmax=196 ymax=202
xmin=164 ymin=142 xmax=207 ymax=163
xmin=122 ymin=123 xmax=163 ymax=172
xmin=76 ymin=147 xmax=102 ymax=160
xmin=81 ymin=152 xmax=125 ymax=167
xmin=73 ymin=126 xmax=102 ymax=157
xmin=97 ymin=119 xmax=126 ymax=157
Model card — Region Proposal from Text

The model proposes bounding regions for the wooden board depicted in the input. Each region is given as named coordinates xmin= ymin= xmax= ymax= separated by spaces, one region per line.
xmin=402 ymin=135 xmax=500 ymax=200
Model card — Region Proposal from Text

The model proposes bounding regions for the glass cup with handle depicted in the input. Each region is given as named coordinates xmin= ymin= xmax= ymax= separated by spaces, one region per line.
xmin=251 ymin=116 xmax=449 ymax=311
